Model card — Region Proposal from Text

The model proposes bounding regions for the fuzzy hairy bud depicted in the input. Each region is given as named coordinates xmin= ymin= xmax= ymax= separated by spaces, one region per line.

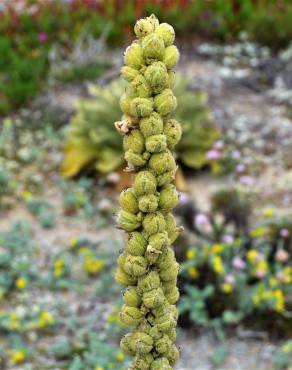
xmin=148 ymin=231 xmax=169 ymax=251
xmin=120 ymin=305 xmax=143 ymax=326
xmin=117 ymin=210 xmax=141 ymax=232
xmin=150 ymin=357 xmax=172 ymax=370
xmin=145 ymin=134 xmax=167 ymax=153
xmin=149 ymin=150 xmax=176 ymax=175
xmin=144 ymin=61 xmax=169 ymax=94
xmin=134 ymin=171 xmax=157 ymax=196
xmin=154 ymin=88 xmax=177 ymax=116
xmin=155 ymin=334 xmax=172 ymax=354
xmin=163 ymin=45 xmax=180 ymax=69
xmin=119 ymin=188 xmax=139 ymax=214
xmin=155 ymin=23 xmax=175 ymax=47
xmin=131 ymin=332 xmax=154 ymax=354
xmin=130 ymin=97 xmax=154 ymax=118
xmin=139 ymin=112 xmax=164 ymax=138
xmin=142 ymin=287 xmax=165 ymax=308
xmin=124 ymin=286 xmax=142 ymax=307
xmin=142 ymin=33 xmax=165 ymax=64
xmin=124 ymin=42 xmax=144 ymax=69
xmin=126 ymin=232 xmax=148 ymax=256
xmin=138 ymin=194 xmax=158 ymax=213
xmin=121 ymin=66 xmax=140 ymax=82
xmin=159 ymin=184 xmax=179 ymax=210
xmin=132 ymin=353 xmax=154 ymax=370
xmin=123 ymin=129 xmax=145 ymax=154
xmin=128 ymin=75 xmax=151 ymax=98
xmin=125 ymin=149 xmax=147 ymax=167
xmin=134 ymin=18 xmax=155 ymax=38
xmin=124 ymin=255 xmax=148 ymax=277
xmin=115 ymin=267 xmax=137 ymax=286
xmin=164 ymin=119 xmax=182 ymax=149
xmin=142 ymin=211 xmax=166 ymax=236
xmin=138 ymin=271 xmax=160 ymax=292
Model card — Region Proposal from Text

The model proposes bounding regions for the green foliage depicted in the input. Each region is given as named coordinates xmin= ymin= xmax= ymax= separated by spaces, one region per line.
xmin=273 ymin=340 xmax=292 ymax=370
xmin=62 ymin=76 xmax=218 ymax=177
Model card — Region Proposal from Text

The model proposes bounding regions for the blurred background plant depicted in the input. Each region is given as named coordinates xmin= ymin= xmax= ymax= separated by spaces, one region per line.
xmin=0 ymin=0 xmax=291 ymax=369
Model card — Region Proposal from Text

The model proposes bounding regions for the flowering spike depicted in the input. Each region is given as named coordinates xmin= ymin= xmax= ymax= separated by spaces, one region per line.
xmin=115 ymin=14 xmax=181 ymax=369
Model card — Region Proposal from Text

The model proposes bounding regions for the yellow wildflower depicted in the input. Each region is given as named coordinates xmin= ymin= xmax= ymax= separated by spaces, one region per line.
xmin=250 ymin=227 xmax=267 ymax=238
xmin=38 ymin=311 xmax=55 ymax=328
xmin=187 ymin=267 xmax=199 ymax=278
xmin=78 ymin=247 xmax=92 ymax=256
xmin=246 ymin=249 xmax=258 ymax=263
xmin=212 ymin=256 xmax=224 ymax=275
xmin=54 ymin=259 xmax=65 ymax=277
xmin=69 ymin=237 xmax=78 ymax=248
xmin=9 ymin=313 xmax=20 ymax=330
xmin=283 ymin=267 xmax=292 ymax=284
xmin=15 ymin=277 xmax=27 ymax=290
xmin=211 ymin=244 xmax=224 ymax=254
xmin=269 ymin=277 xmax=278 ymax=287
xmin=20 ymin=190 xmax=33 ymax=201
xmin=252 ymin=294 xmax=261 ymax=305
xmin=10 ymin=350 xmax=25 ymax=364
xmin=116 ymin=351 xmax=125 ymax=361
xmin=262 ymin=208 xmax=274 ymax=218
xmin=282 ymin=341 xmax=292 ymax=353
xmin=256 ymin=260 xmax=268 ymax=272
xmin=221 ymin=283 xmax=233 ymax=294
xmin=186 ymin=249 xmax=196 ymax=260
xmin=274 ymin=289 xmax=285 ymax=313
xmin=84 ymin=257 xmax=105 ymax=275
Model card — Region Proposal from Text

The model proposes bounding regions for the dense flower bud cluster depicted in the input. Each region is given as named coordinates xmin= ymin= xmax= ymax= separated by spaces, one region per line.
xmin=115 ymin=14 xmax=182 ymax=370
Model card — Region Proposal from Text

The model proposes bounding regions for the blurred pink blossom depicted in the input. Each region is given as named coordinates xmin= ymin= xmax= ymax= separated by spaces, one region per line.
xmin=232 ymin=256 xmax=246 ymax=270
xmin=231 ymin=150 xmax=241 ymax=160
xmin=195 ymin=213 xmax=208 ymax=226
xmin=207 ymin=149 xmax=221 ymax=160
xmin=223 ymin=235 xmax=234 ymax=244
xmin=239 ymin=176 xmax=254 ymax=185
xmin=179 ymin=192 xmax=190 ymax=205
xmin=235 ymin=163 xmax=245 ymax=173
xmin=280 ymin=228 xmax=290 ymax=238
xmin=275 ymin=249 xmax=289 ymax=263
xmin=214 ymin=140 xmax=224 ymax=150
xmin=256 ymin=270 xmax=266 ymax=279
xmin=225 ymin=274 xmax=235 ymax=284
xmin=276 ymin=271 xmax=285 ymax=282
xmin=38 ymin=32 xmax=48 ymax=43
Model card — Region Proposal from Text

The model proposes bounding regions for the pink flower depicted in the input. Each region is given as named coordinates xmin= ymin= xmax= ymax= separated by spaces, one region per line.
xmin=276 ymin=271 xmax=285 ymax=282
xmin=223 ymin=235 xmax=234 ymax=244
xmin=179 ymin=192 xmax=190 ymax=205
xmin=275 ymin=249 xmax=289 ymax=263
xmin=195 ymin=213 xmax=208 ymax=226
xmin=106 ymin=172 xmax=120 ymax=184
xmin=214 ymin=140 xmax=224 ymax=150
xmin=207 ymin=149 xmax=221 ymax=160
xmin=231 ymin=150 xmax=241 ymax=160
xmin=239 ymin=176 xmax=254 ymax=185
xmin=235 ymin=163 xmax=245 ymax=173
xmin=280 ymin=228 xmax=290 ymax=238
xmin=256 ymin=270 xmax=266 ymax=279
xmin=225 ymin=274 xmax=235 ymax=284
xmin=232 ymin=256 xmax=246 ymax=270
xmin=38 ymin=32 xmax=48 ymax=43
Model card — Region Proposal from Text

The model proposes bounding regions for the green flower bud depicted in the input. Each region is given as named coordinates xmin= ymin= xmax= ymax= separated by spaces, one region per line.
xmin=149 ymin=150 xmax=176 ymax=175
xmin=124 ymin=255 xmax=148 ymax=277
xmin=166 ymin=344 xmax=180 ymax=366
xmin=138 ymin=194 xmax=158 ymax=213
xmin=117 ymin=210 xmax=141 ymax=232
xmin=150 ymin=357 xmax=172 ymax=370
xmin=156 ymin=169 xmax=176 ymax=187
xmin=117 ymin=251 xmax=127 ymax=268
xmin=167 ymin=71 xmax=176 ymax=89
xmin=169 ymin=305 xmax=179 ymax=321
xmin=120 ymin=93 xmax=132 ymax=115
xmin=155 ymin=23 xmax=175 ymax=47
xmin=153 ymin=314 xmax=176 ymax=332
xmin=119 ymin=188 xmax=139 ymax=214
xmin=162 ymin=278 xmax=177 ymax=294
xmin=121 ymin=66 xmax=140 ymax=82
xmin=156 ymin=248 xmax=175 ymax=270
xmin=159 ymin=184 xmax=179 ymax=210
xmin=145 ymin=134 xmax=167 ymax=153
xmin=120 ymin=305 xmax=142 ymax=326
xmin=124 ymin=42 xmax=144 ymax=69
xmin=139 ymin=112 xmax=164 ymax=138
xmin=142 ymin=287 xmax=165 ymax=308
xmin=126 ymin=232 xmax=147 ymax=256
xmin=134 ymin=18 xmax=154 ymax=38
xmin=163 ymin=45 xmax=180 ymax=69
xmin=134 ymin=171 xmax=157 ymax=196
xmin=154 ymin=88 xmax=177 ymax=116
xmin=159 ymin=261 xmax=179 ymax=281
xmin=120 ymin=333 xmax=135 ymax=355
xmin=166 ymin=328 xmax=177 ymax=342
xmin=137 ymin=319 xmax=152 ymax=334
xmin=130 ymin=97 xmax=154 ymax=118
xmin=148 ymin=326 xmax=162 ymax=340
xmin=125 ymin=149 xmax=147 ymax=167
xmin=142 ymin=211 xmax=166 ymax=236
xmin=147 ymin=14 xmax=159 ymax=29
xmin=165 ymin=287 xmax=180 ymax=304
xmin=123 ymin=129 xmax=145 ymax=154
xmin=144 ymin=61 xmax=168 ymax=94
xmin=164 ymin=119 xmax=182 ymax=149
xmin=155 ymin=334 xmax=172 ymax=354
xmin=115 ymin=267 xmax=137 ymax=286
xmin=148 ymin=231 xmax=169 ymax=250
xmin=128 ymin=75 xmax=151 ymax=98
xmin=124 ymin=286 xmax=142 ymax=307
xmin=144 ymin=247 xmax=160 ymax=265
xmin=138 ymin=271 xmax=160 ymax=292
xmin=132 ymin=332 xmax=153 ymax=354
xmin=142 ymin=34 xmax=165 ymax=64
xmin=132 ymin=353 xmax=154 ymax=370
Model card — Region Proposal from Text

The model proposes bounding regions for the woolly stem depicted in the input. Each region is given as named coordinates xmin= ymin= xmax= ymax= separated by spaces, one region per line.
xmin=115 ymin=14 xmax=182 ymax=370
